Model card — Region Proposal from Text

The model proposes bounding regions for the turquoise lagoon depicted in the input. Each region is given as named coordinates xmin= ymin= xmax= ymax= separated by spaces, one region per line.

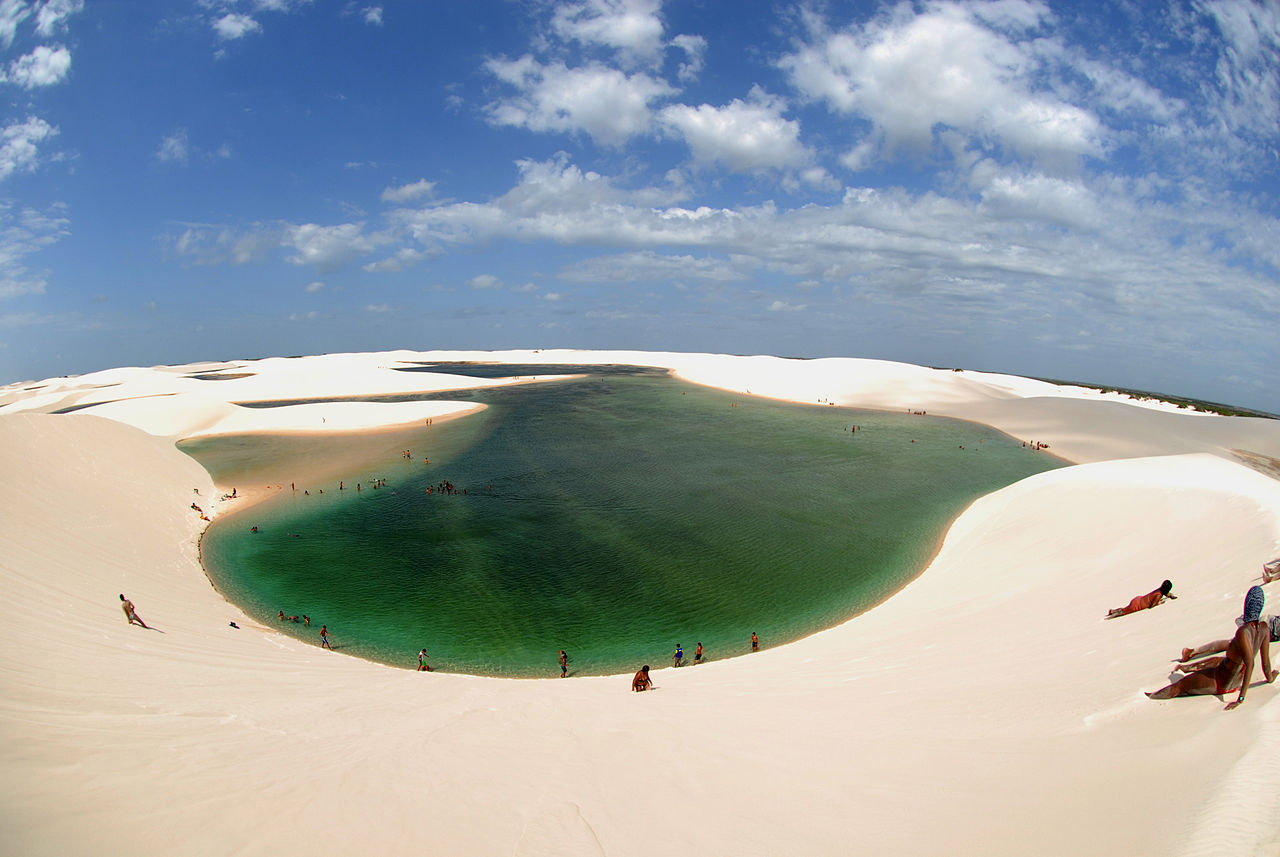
xmin=188 ymin=366 xmax=1063 ymax=677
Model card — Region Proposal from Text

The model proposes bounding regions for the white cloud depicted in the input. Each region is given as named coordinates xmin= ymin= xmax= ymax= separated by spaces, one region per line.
xmin=542 ymin=291 xmax=565 ymax=301
xmin=551 ymin=0 xmax=665 ymax=66
xmin=156 ymin=129 xmax=189 ymax=164
xmin=381 ymin=178 xmax=435 ymax=203
xmin=361 ymin=246 xmax=428 ymax=273
xmin=34 ymin=0 xmax=82 ymax=37
xmin=304 ymin=281 xmax=324 ymax=292
xmin=362 ymin=6 xmax=383 ymax=26
xmin=213 ymin=13 xmax=260 ymax=41
xmin=485 ymin=56 xmax=673 ymax=146
xmin=0 ymin=202 xmax=69 ymax=299
xmin=0 ymin=0 xmax=31 ymax=50
xmin=660 ymin=87 xmax=811 ymax=173
xmin=559 ymin=250 xmax=749 ymax=282
xmin=468 ymin=273 xmax=501 ymax=290
xmin=1199 ymin=0 xmax=1280 ymax=140
xmin=283 ymin=222 xmax=380 ymax=270
xmin=365 ymin=303 xmax=393 ymax=313
xmin=781 ymin=3 xmax=1103 ymax=169
xmin=0 ymin=116 xmax=56 ymax=180
xmin=6 ymin=44 xmax=70 ymax=87
xmin=768 ymin=300 xmax=806 ymax=312
xmin=671 ymin=33 xmax=706 ymax=82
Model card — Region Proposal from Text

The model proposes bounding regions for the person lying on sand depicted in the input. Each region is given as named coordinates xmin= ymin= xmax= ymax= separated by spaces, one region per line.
xmin=1107 ymin=580 xmax=1175 ymax=618
xmin=632 ymin=665 xmax=652 ymax=692
xmin=1148 ymin=586 xmax=1275 ymax=710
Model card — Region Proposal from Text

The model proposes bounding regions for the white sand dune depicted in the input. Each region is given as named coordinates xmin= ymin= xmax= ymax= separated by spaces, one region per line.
xmin=2 ymin=350 xmax=1278 ymax=857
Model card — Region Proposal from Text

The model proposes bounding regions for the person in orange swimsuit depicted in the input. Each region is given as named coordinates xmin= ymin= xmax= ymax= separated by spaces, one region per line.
xmin=1148 ymin=586 xmax=1275 ymax=709
xmin=1107 ymin=580 xmax=1175 ymax=618
xmin=632 ymin=665 xmax=652 ymax=692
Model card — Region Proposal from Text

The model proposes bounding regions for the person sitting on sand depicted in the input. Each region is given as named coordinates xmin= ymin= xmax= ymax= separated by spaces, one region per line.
xmin=1148 ymin=586 xmax=1275 ymax=710
xmin=120 ymin=594 xmax=148 ymax=629
xmin=1178 ymin=612 xmax=1280 ymax=667
xmin=1107 ymin=580 xmax=1175 ymax=618
xmin=632 ymin=665 xmax=652 ymax=692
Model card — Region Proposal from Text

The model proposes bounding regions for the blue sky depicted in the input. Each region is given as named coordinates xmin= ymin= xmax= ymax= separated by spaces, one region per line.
xmin=2 ymin=0 xmax=1278 ymax=411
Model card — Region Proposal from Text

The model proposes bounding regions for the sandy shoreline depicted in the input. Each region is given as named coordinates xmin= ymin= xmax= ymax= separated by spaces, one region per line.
xmin=2 ymin=349 xmax=1279 ymax=856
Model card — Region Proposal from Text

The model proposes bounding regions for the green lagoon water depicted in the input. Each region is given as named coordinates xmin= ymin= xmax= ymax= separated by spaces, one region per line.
xmin=188 ymin=367 xmax=1063 ymax=677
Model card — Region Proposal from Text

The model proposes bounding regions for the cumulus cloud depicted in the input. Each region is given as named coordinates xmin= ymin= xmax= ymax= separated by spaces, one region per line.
xmin=551 ymin=0 xmax=665 ymax=66
xmin=381 ymin=178 xmax=435 ymax=203
xmin=213 ymin=13 xmax=260 ymax=41
xmin=780 ymin=2 xmax=1103 ymax=170
xmin=485 ymin=56 xmax=674 ymax=146
xmin=660 ymin=87 xmax=811 ymax=173
xmin=362 ymin=5 xmax=383 ymax=26
xmin=671 ymin=33 xmax=706 ymax=82
xmin=0 ymin=116 xmax=56 ymax=180
xmin=5 ymin=44 xmax=71 ymax=87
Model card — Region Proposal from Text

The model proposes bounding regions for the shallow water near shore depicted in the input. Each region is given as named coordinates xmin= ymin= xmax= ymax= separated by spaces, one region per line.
xmin=189 ymin=368 xmax=1063 ymax=677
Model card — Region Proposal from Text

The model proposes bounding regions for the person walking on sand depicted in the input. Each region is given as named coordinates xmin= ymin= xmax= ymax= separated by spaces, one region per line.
xmin=320 ymin=625 xmax=332 ymax=650
xmin=120 ymin=594 xmax=148 ymax=629
xmin=1107 ymin=580 xmax=1175 ymax=618
xmin=559 ymin=650 xmax=569 ymax=678
xmin=1148 ymin=586 xmax=1275 ymax=709
xmin=695 ymin=642 xmax=704 ymax=665
xmin=751 ymin=632 xmax=759 ymax=652
xmin=418 ymin=649 xmax=431 ymax=671
xmin=632 ymin=665 xmax=653 ymax=692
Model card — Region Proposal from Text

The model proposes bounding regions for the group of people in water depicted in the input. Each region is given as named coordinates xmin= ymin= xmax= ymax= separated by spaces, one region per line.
xmin=1109 ymin=566 xmax=1278 ymax=710
xmin=276 ymin=611 xmax=331 ymax=649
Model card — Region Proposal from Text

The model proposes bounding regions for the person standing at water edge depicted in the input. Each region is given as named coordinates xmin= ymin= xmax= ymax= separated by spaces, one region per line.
xmin=119 ymin=594 xmax=148 ymax=629
xmin=751 ymin=632 xmax=759 ymax=652
xmin=418 ymin=649 xmax=430 ymax=671
xmin=672 ymin=644 xmax=683 ymax=667
xmin=695 ymin=642 xmax=703 ymax=665
xmin=632 ymin=665 xmax=652 ymax=691
xmin=320 ymin=625 xmax=332 ymax=650
xmin=559 ymin=650 xmax=568 ymax=677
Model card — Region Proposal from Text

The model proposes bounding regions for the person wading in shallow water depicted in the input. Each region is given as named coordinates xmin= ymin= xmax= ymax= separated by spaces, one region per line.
xmin=559 ymin=650 xmax=569 ymax=678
